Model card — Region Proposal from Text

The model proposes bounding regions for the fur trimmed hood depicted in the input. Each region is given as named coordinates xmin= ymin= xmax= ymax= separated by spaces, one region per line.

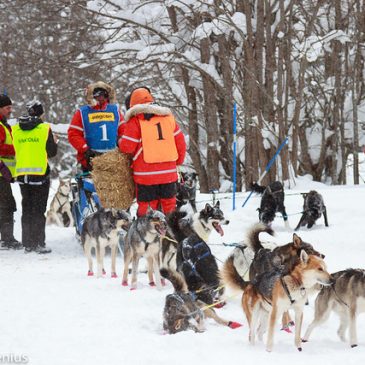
xmin=125 ymin=104 xmax=172 ymax=122
xmin=85 ymin=81 xmax=117 ymax=105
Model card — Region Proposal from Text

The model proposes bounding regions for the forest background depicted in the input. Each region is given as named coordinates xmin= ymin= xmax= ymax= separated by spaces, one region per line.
xmin=2 ymin=0 xmax=365 ymax=192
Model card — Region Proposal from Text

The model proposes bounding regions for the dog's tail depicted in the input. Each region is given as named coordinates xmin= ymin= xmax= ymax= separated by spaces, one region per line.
xmin=220 ymin=256 xmax=249 ymax=292
xmin=160 ymin=268 xmax=188 ymax=293
xmin=246 ymin=223 xmax=274 ymax=253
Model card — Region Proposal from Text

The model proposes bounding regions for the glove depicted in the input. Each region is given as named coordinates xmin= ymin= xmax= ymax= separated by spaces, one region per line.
xmin=83 ymin=149 xmax=97 ymax=170
xmin=0 ymin=161 xmax=12 ymax=183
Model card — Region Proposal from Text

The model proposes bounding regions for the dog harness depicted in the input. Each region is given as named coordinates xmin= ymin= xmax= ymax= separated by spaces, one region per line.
xmin=137 ymin=229 xmax=160 ymax=251
xmin=280 ymin=277 xmax=306 ymax=304
xmin=182 ymin=240 xmax=212 ymax=273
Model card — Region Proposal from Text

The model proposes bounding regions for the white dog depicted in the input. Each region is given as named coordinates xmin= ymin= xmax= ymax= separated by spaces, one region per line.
xmin=46 ymin=179 xmax=74 ymax=227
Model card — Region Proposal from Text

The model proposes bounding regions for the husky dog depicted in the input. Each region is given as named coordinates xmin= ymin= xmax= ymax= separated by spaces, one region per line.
xmin=246 ymin=224 xmax=325 ymax=283
xmin=161 ymin=268 xmax=241 ymax=334
xmin=222 ymin=224 xmax=325 ymax=330
xmin=170 ymin=202 xmax=229 ymax=304
xmin=176 ymin=172 xmax=198 ymax=212
xmin=251 ymin=181 xmax=289 ymax=227
xmin=223 ymin=250 xmax=332 ymax=352
xmin=303 ymin=269 xmax=365 ymax=348
xmin=46 ymin=179 xmax=74 ymax=227
xmin=121 ymin=207 xmax=167 ymax=289
xmin=295 ymin=190 xmax=329 ymax=231
xmin=82 ymin=208 xmax=131 ymax=278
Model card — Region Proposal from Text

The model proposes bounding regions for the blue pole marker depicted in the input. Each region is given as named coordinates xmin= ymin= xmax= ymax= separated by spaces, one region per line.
xmin=232 ymin=103 xmax=237 ymax=210
xmin=242 ymin=137 xmax=288 ymax=208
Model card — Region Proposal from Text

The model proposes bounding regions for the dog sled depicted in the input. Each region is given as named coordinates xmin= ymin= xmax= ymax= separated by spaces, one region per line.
xmin=71 ymin=172 xmax=102 ymax=236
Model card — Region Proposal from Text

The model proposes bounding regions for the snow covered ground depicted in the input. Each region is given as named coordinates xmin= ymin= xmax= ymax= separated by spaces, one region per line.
xmin=1 ymin=173 xmax=365 ymax=365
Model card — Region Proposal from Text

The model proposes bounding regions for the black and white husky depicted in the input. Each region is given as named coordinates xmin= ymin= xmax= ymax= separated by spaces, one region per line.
xmin=46 ymin=179 xmax=74 ymax=227
xmin=163 ymin=202 xmax=229 ymax=304
xmin=82 ymin=208 xmax=131 ymax=278
xmin=121 ymin=207 xmax=167 ymax=290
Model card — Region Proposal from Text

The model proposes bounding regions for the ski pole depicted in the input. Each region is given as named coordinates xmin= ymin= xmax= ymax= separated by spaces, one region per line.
xmin=232 ymin=103 xmax=237 ymax=210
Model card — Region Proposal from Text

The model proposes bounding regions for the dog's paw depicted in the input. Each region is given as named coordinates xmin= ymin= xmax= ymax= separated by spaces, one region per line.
xmin=102 ymin=269 xmax=106 ymax=275
xmin=149 ymin=281 xmax=156 ymax=287
xmin=121 ymin=280 xmax=128 ymax=286
xmin=111 ymin=272 xmax=117 ymax=278
xmin=228 ymin=321 xmax=243 ymax=329
xmin=214 ymin=301 xmax=226 ymax=309
xmin=87 ymin=270 xmax=94 ymax=277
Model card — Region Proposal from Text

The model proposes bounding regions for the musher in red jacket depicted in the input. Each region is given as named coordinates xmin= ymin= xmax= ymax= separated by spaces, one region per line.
xmin=68 ymin=81 xmax=125 ymax=171
xmin=0 ymin=94 xmax=22 ymax=249
xmin=118 ymin=87 xmax=186 ymax=216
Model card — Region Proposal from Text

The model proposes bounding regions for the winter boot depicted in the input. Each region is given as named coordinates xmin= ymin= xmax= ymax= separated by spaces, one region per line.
xmin=34 ymin=245 xmax=52 ymax=254
xmin=0 ymin=221 xmax=22 ymax=250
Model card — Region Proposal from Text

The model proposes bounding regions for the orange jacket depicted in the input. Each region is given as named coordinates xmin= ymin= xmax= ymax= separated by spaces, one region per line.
xmin=118 ymin=104 xmax=186 ymax=185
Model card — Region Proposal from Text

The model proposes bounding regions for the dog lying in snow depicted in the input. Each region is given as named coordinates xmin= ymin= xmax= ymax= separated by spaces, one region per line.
xmin=161 ymin=268 xmax=241 ymax=334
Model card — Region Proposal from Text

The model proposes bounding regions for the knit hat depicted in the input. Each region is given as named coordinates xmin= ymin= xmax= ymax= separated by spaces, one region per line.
xmin=0 ymin=94 xmax=12 ymax=108
xmin=130 ymin=88 xmax=154 ymax=107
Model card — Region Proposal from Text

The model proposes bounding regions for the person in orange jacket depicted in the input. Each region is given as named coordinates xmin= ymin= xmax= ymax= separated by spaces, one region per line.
xmin=119 ymin=87 xmax=186 ymax=216
xmin=68 ymin=81 xmax=125 ymax=171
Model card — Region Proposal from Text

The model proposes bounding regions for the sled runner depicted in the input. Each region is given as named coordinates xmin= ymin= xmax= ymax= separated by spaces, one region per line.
xmin=71 ymin=172 xmax=102 ymax=236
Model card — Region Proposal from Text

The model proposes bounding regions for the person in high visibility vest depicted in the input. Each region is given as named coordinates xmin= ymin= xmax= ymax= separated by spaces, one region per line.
xmin=12 ymin=101 xmax=57 ymax=254
xmin=68 ymin=81 xmax=126 ymax=172
xmin=0 ymin=94 xmax=22 ymax=249
xmin=119 ymin=87 xmax=186 ymax=217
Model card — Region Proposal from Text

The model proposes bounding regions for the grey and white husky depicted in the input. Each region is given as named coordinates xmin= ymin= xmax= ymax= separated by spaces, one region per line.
xmin=82 ymin=208 xmax=131 ymax=278
xmin=121 ymin=207 xmax=167 ymax=290
xmin=303 ymin=269 xmax=365 ymax=348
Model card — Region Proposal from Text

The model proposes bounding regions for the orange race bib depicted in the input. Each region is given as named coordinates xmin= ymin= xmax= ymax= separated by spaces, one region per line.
xmin=139 ymin=115 xmax=178 ymax=163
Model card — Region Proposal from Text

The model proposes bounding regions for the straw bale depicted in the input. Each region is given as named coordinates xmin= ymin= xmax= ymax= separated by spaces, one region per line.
xmin=91 ymin=149 xmax=135 ymax=209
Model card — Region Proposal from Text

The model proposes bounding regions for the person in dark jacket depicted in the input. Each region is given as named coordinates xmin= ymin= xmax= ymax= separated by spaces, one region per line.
xmin=0 ymin=94 xmax=22 ymax=249
xmin=12 ymin=101 xmax=57 ymax=254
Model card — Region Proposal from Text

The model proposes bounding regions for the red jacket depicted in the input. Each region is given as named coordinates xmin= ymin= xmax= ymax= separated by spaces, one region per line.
xmin=0 ymin=119 xmax=15 ymax=157
xmin=68 ymin=102 xmax=125 ymax=168
xmin=118 ymin=104 xmax=186 ymax=185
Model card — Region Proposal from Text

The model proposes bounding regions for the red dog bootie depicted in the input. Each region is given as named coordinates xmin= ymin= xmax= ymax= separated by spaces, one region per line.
xmin=228 ymin=321 xmax=243 ymax=329
xmin=87 ymin=270 xmax=94 ymax=276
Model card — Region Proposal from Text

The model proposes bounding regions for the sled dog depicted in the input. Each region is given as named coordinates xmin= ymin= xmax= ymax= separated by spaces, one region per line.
xmin=176 ymin=172 xmax=198 ymax=212
xmin=162 ymin=202 xmax=229 ymax=304
xmin=46 ymin=179 xmax=74 ymax=227
xmin=82 ymin=208 xmax=131 ymax=278
xmin=251 ymin=181 xmax=289 ymax=227
xmin=222 ymin=249 xmax=332 ymax=352
xmin=121 ymin=207 xmax=167 ymax=289
xmin=295 ymin=190 xmax=329 ymax=230
xmin=222 ymin=224 xmax=325 ymax=329
xmin=303 ymin=268 xmax=365 ymax=348
xmin=160 ymin=268 xmax=241 ymax=334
